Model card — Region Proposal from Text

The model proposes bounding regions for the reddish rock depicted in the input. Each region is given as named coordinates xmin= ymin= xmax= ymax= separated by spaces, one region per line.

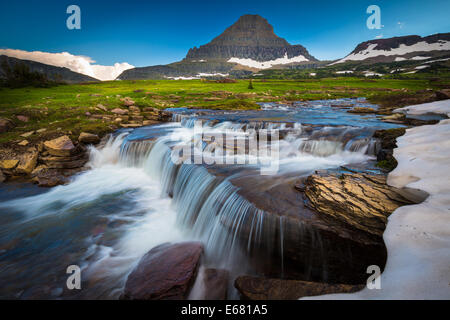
xmin=122 ymin=242 xmax=203 ymax=300
xmin=203 ymin=268 xmax=229 ymax=300
xmin=16 ymin=115 xmax=30 ymax=122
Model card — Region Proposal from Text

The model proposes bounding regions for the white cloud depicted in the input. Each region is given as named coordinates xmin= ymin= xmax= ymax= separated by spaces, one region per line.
xmin=375 ymin=34 xmax=383 ymax=39
xmin=397 ymin=22 xmax=405 ymax=29
xmin=0 ymin=49 xmax=134 ymax=81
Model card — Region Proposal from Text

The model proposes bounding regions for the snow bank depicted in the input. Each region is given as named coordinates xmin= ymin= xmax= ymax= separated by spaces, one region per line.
xmin=331 ymin=40 xmax=450 ymax=64
xmin=394 ymin=99 xmax=450 ymax=117
xmin=228 ymin=53 xmax=309 ymax=69
xmin=305 ymin=99 xmax=450 ymax=299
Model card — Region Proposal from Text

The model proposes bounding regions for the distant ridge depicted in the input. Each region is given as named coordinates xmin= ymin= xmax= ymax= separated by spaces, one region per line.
xmin=0 ymin=55 xmax=99 ymax=83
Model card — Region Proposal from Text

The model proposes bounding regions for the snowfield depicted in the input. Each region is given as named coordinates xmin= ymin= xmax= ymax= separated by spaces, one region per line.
xmin=228 ymin=53 xmax=309 ymax=69
xmin=305 ymin=99 xmax=450 ymax=299
xmin=331 ymin=40 xmax=450 ymax=64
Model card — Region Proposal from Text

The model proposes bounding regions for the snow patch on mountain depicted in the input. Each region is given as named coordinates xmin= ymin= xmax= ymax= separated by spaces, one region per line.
xmin=228 ymin=53 xmax=309 ymax=69
xmin=331 ymin=40 xmax=450 ymax=65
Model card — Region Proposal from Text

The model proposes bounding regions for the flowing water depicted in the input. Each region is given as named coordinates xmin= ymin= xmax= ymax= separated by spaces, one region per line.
xmin=0 ymin=98 xmax=402 ymax=299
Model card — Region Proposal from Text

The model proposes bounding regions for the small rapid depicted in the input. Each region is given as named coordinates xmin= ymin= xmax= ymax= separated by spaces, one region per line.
xmin=0 ymin=99 xmax=402 ymax=299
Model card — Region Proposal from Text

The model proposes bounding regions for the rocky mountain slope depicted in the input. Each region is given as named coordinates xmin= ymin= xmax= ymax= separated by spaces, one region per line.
xmin=331 ymin=33 xmax=450 ymax=65
xmin=118 ymin=14 xmax=316 ymax=80
xmin=185 ymin=14 xmax=316 ymax=63
xmin=0 ymin=55 xmax=99 ymax=83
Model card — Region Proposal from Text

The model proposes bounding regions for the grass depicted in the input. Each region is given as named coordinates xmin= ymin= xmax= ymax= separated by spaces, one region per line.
xmin=0 ymin=77 xmax=448 ymax=146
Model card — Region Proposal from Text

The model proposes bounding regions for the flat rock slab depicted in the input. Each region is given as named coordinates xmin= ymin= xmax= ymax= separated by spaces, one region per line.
xmin=303 ymin=173 xmax=417 ymax=236
xmin=122 ymin=242 xmax=203 ymax=300
xmin=235 ymin=276 xmax=364 ymax=300
xmin=44 ymin=135 xmax=76 ymax=157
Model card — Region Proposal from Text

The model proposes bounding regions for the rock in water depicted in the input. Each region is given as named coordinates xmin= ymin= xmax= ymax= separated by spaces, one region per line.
xmin=122 ymin=242 xmax=203 ymax=300
xmin=303 ymin=173 xmax=417 ymax=236
xmin=43 ymin=136 xmax=76 ymax=157
xmin=78 ymin=132 xmax=100 ymax=144
xmin=203 ymin=269 xmax=229 ymax=300
xmin=235 ymin=276 xmax=364 ymax=300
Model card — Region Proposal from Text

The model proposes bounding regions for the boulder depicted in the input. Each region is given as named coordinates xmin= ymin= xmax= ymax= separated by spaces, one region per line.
xmin=203 ymin=268 xmax=229 ymax=300
xmin=16 ymin=150 xmax=38 ymax=175
xmin=43 ymin=136 xmax=76 ymax=157
xmin=0 ymin=170 xmax=5 ymax=183
xmin=0 ymin=118 xmax=15 ymax=133
xmin=303 ymin=173 xmax=417 ymax=236
xmin=235 ymin=276 xmax=364 ymax=300
xmin=122 ymin=242 xmax=203 ymax=300
xmin=78 ymin=132 xmax=100 ymax=144
xmin=31 ymin=168 xmax=70 ymax=187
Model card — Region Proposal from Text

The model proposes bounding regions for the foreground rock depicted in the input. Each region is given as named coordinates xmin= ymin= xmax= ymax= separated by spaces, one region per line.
xmin=203 ymin=268 xmax=229 ymax=300
xmin=303 ymin=173 xmax=417 ymax=236
xmin=122 ymin=242 xmax=203 ymax=300
xmin=235 ymin=276 xmax=364 ymax=300
xmin=43 ymin=135 xmax=76 ymax=157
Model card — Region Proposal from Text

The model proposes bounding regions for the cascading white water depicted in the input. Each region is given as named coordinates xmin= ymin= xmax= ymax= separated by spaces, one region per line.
xmin=0 ymin=104 xmax=390 ymax=299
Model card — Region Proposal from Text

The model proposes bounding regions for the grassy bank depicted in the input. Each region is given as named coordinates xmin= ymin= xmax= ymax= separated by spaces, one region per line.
xmin=0 ymin=77 xmax=448 ymax=146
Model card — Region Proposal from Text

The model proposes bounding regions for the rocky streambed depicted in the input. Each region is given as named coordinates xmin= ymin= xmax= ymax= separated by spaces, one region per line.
xmin=0 ymin=98 xmax=429 ymax=299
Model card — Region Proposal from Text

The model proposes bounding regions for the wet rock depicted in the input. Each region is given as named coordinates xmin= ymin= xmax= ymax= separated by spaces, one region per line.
xmin=347 ymin=107 xmax=377 ymax=114
xmin=303 ymin=173 xmax=417 ymax=236
xmin=31 ymin=168 xmax=70 ymax=187
xmin=203 ymin=268 xmax=229 ymax=300
xmin=16 ymin=149 xmax=38 ymax=175
xmin=78 ymin=132 xmax=100 ymax=144
xmin=0 ymin=170 xmax=4 ymax=183
xmin=235 ymin=276 xmax=364 ymax=300
xmin=43 ymin=136 xmax=76 ymax=157
xmin=0 ymin=118 xmax=15 ymax=133
xmin=158 ymin=110 xmax=172 ymax=122
xmin=122 ymin=242 xmax=203 ymax=300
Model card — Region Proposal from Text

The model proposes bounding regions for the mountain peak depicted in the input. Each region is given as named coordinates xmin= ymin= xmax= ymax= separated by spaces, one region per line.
xmin=185 ymin=14 xmax=316 ymax=62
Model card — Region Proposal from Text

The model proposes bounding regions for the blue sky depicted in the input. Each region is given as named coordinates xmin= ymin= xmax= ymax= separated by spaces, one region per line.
xmin=0 ymin=0 xmax=449 ymax=67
